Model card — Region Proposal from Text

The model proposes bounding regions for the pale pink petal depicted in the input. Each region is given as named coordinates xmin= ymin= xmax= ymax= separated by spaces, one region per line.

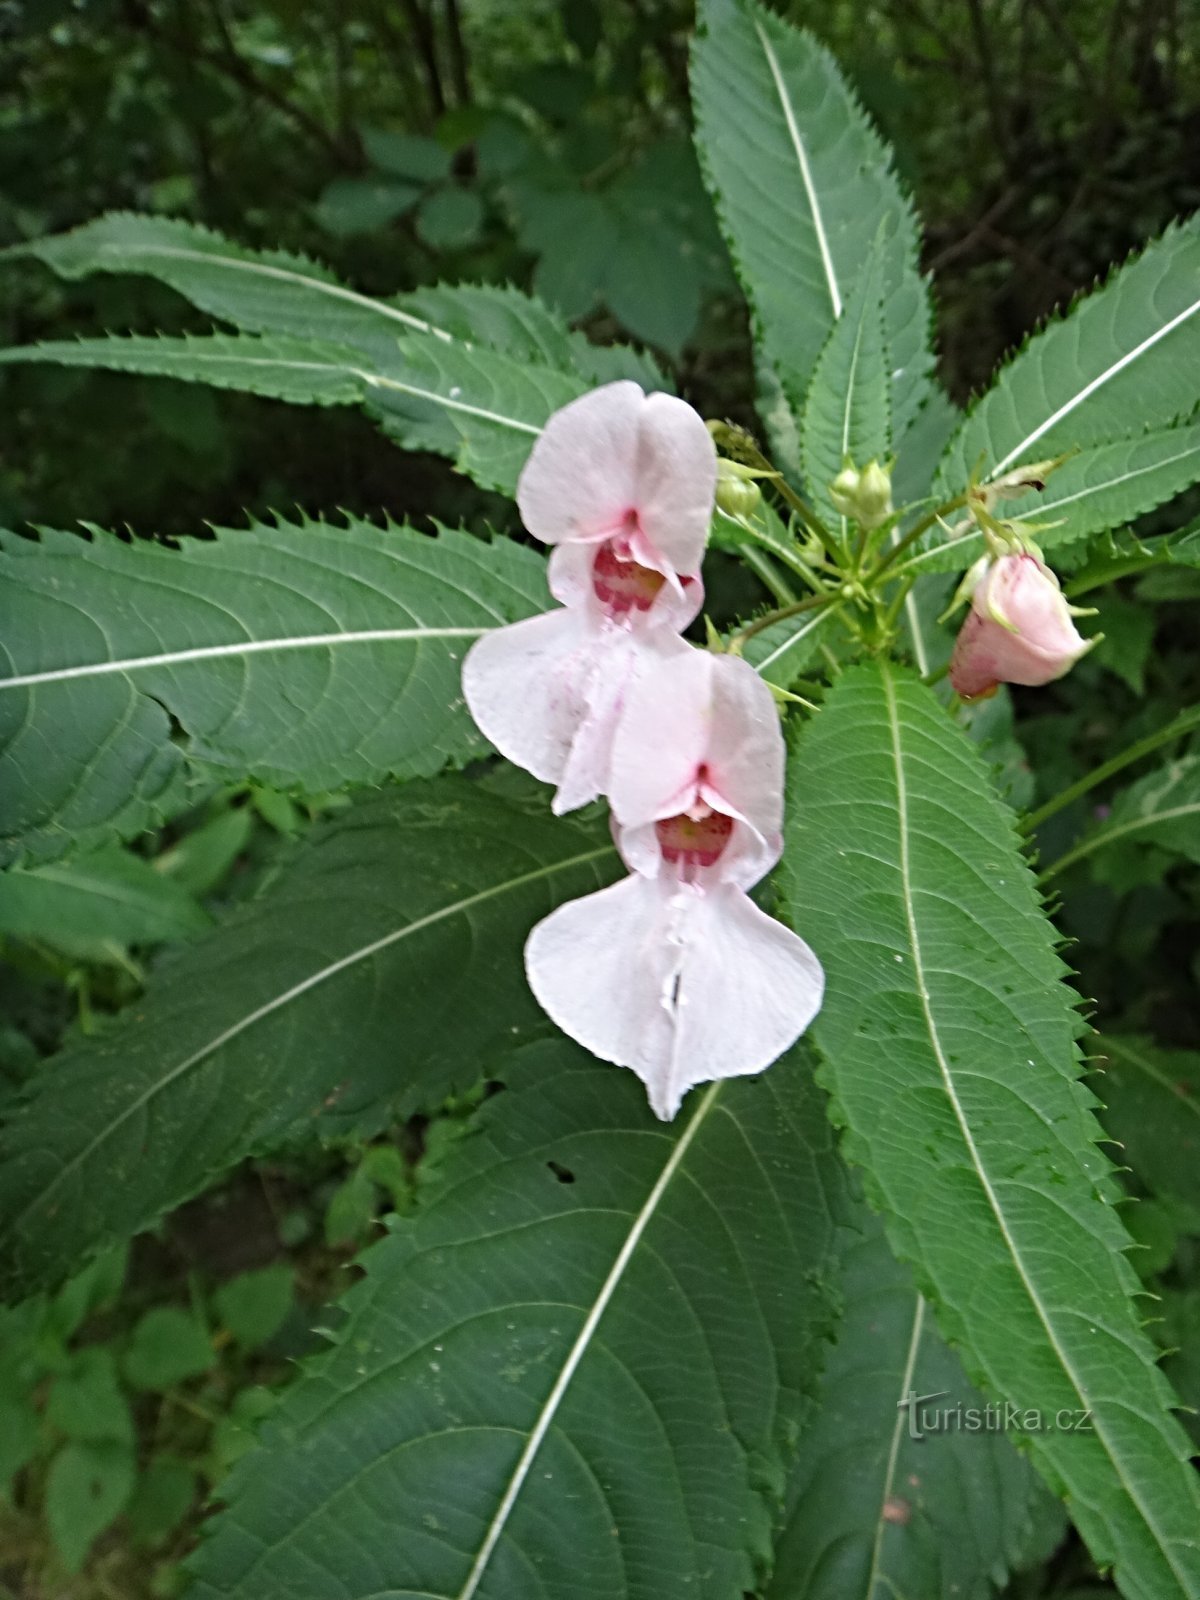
xmin=462 ymin=608 xmax=597 ymax=787
xmin=661 ymin=883 xmax=824 ymax=1120
xmin=546 ymin=541 xmax=596 ymax=610
xmin=517 ymin=382 xmax=643 ymax=548
xmin=517 ymin=383 xmax=717 ymax=583
xmin=607 ymin=647 xmax=715 ymax=827
xmin=526 ymin=873 xmax=680 ymax=1085
xmin=630 ymin=392 xmax=719 ymax=579
xmin=525 ymin=875 xmax=825 ymax=1122
xmin=950 ymin=553 xmax=1090 ymax=698
xmin=699 ymin=655 xmax=786 ymax=837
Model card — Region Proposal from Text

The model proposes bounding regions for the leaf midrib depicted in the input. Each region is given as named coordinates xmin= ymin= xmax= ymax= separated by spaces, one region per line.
xmin=880 ymin=660 xmax=1191 ymax=1594
xmin=4 ymin=845 xmax=613 ymax=1241
xmin=751 ymin=17 xmax=842 ymax=320
xmin=1043 ymin=800 xmax=1200 ymax=880
xmin=987 ymin=295 xmax=1200 ymax=479
xmin=0 ymin=628 xmax=490 ymax=692
xmin=91 ymin=239 xmax=441 ymax=339
xmin=454 ymin=1081 xmax=723 ymax=1600
xmin=862 ymin=1291 xmax=926 ymax=1600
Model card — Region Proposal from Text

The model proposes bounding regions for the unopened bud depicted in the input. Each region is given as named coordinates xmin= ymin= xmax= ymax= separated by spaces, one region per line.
xmin=857 ymin=460 xmax=893 ymax=528
xmin=829 ymin=465 xmax=862 ymax=521
xmin=949 ymin=551 xmax=1095 ymax=699
xmin=830 ymin=459 xmax=893 ymax=529
xmin=715 ymin=458 xmax=762 ymax=520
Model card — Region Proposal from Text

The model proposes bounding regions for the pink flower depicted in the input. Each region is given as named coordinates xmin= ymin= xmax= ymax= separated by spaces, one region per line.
xmin=949 ymin=552 xmax=1093 ymax=700
xmin=525 ymin=650 xmax=825 ymax=1120
xmin=463 ymin=381 xmax=717 ymax=813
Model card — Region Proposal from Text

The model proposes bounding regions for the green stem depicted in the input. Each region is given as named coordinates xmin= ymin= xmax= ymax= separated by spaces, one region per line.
xmin=738 ymin=440 xmax=836 ymax=552
xmin=729 ymin=591 xmax=841 ymax=652
xmin=739 ymin=545 xmax=797 ymax=605
xmin=868 ymin=493 xmax=970 ymax=581
xmin=1020 ymin=703 xmax=1200 ymax=835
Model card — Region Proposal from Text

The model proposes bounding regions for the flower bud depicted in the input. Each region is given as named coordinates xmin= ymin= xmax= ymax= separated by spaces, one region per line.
xmin=829 ymin=459 xmax=893 ymax=529
xmin=715 ymin=458 xmax=762 ymax=520
xmin=949 ymin=552 xmax=1094 ymax=699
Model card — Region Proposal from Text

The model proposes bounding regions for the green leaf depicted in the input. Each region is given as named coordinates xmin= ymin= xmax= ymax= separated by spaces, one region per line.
xmin=0 ymin=780 xmax=616 ymax=1299
xmin=904 ymin=420 xmax=1200 ymax=577
xmin=156 ymin=807 xmax=253 ymax=897
xmin=46 ymin=1348 xmax=134 ymax=1444
xmin=782 ymin=662 xmax=1200 ymax=1600
xmin=0 ymin=330 xmax=371 ymax=406
xmin=937 ymin=218 xmax=1200 ymax=496
xmin=691 ymin=0 xmax=932 ymax=434
xmin=45 ymin=1439 xmax=136 ymax=1573
xmin=1095 ymin=593 xmax=1156 ymax=694
xmin=127 ymin=1455 xmax=197 ymax=1546
xmin=1043 ymin=754 xmax=1200 ymax=882
xmin=186 ymin=1037 xmax=846 ymax=1600
xmin=369 ymin=331 xmax=585 ymax=494
xmin=800 ymin=247 xmax=891 ymax=523
xmin=415 ymin=187 xmax=485 ymax=249
xmin=771 ymin=1205 xmax=1058 ymax=1600
xmin=361 ymin=128 xmax=451 ymax=184
xmin=0 ymin=845 xmax=210 ymax=959
xmin=0 ymin=519 xmax=546 ymax=862
xmin=1096 ymin=1036 xmax=1200 ymax=1214
xmin=742 ymin=605 xmax=838 ymax=691
xmin=0 ymin=1395 xmax=40 ymax=1491
xmin=213 ymin=1266 xmax=294 ymax=1349
xmin=314 ymin=176 xmax=421 ymax=237
xmin=123 ymin=1306 xmax=215 ymax=1390
xmin=3 ymin=212 xmax=433 ymax=360
xmin=2 ymin=216 xmax=663 ymax=497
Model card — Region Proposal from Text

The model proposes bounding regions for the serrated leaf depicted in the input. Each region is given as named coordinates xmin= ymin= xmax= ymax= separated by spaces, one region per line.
xmin=186 ymin=1037 xmax=846 ymax=1600
xmin=0 ymin=329 xmax=373 ymax=406
xmin=771 ymin=1204 xmax=1058 ymax=1600
xmin=1096 ymin=1036 xmax=1200 ymax=1213
xmin=0 ymin=845 xmax=209 ymax=957
xmin=801 ymin=247 xmax=891 ymax=522
xmin=369 ymin=331 xmax=587 ymax=494
xmin=0 ymin=780 xmax=616 ymax=1299
xmin=691 ymin=0 xmax=932 ymax=434
xmin=3 ymin=216 xmax=664 ymax=497
xmin=904 ymin=420 xmax=1200 ymax=578
xmin=1043 ymin=753 xmax=1200 ymax=882
xmin=3 ymin=212 xmax=433 ymax=360
xmin=742 ymin=605 xmax=838 ymax=690
xmin=937 ymin=217 xmax=1200 ymax=497
xmin=782 ymin=662 xmax=1200 ymax=1600
xmin=0 ymin=519 xmax=545 ymax=862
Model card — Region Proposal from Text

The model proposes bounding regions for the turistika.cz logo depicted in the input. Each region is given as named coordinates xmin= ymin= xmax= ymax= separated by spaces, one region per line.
xmin=898 ymin=1389 xmax=1094 ymax=1442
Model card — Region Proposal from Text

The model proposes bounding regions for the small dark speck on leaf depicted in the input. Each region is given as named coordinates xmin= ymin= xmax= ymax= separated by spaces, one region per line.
xmin=547 ymin=1160 xmax=575 ymax=1184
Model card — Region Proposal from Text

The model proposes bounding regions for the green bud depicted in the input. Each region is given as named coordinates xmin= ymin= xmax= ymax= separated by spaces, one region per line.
xmin=857 ymin=460 xmax=893 ymax=528
xmin=715 ymin=458 xmax=762 ymax=520
xmin=829 ymin=465 xmax=862 ymax=521
xmin=829 ymin=459 xmax=893 ymax=530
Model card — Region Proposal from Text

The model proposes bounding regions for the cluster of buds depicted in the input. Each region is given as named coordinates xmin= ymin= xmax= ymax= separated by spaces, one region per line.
xmin=463 ymin=383 xmax=824 ymax=1121
xmin=830 ymin=458 xmax=893 ymax=530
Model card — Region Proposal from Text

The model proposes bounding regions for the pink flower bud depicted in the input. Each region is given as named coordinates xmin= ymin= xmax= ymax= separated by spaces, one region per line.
xmin=949 ymin=552 xmax=1092 ymax=700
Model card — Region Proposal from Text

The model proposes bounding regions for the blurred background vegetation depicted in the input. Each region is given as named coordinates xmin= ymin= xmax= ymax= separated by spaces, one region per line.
xmin=2 ymin=0 xmax=1199 ymax=1593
